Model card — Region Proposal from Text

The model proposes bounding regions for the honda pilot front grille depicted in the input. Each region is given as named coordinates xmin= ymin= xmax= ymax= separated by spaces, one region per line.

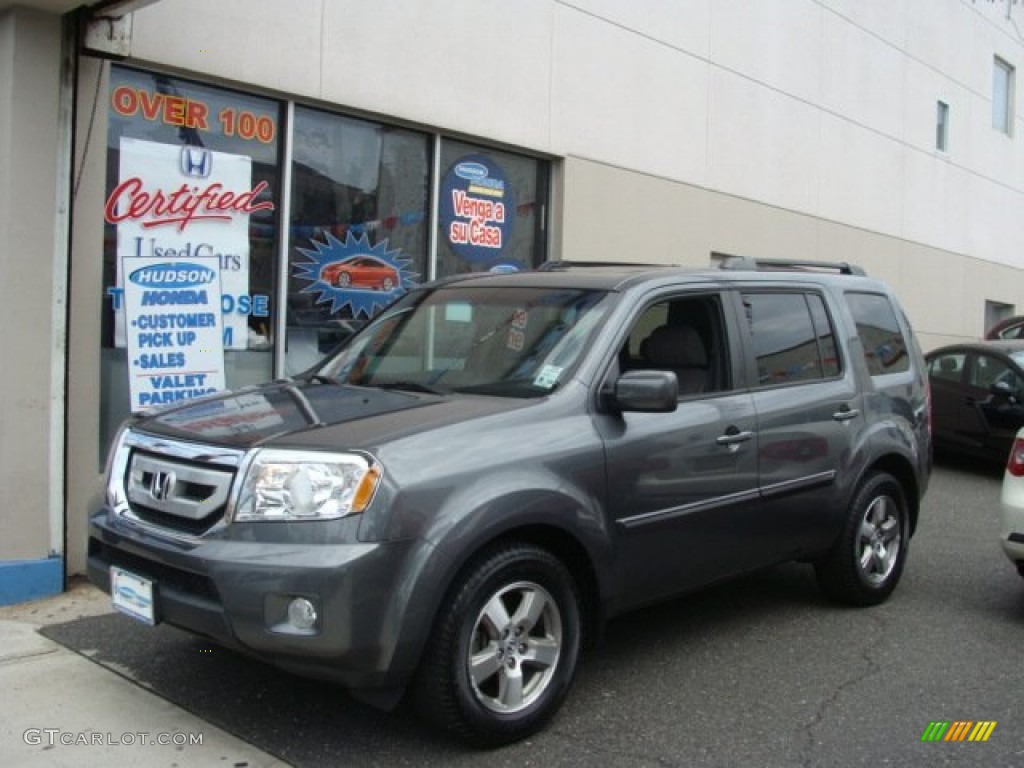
xmin=109 ymin=430 xmax=246 ymax=540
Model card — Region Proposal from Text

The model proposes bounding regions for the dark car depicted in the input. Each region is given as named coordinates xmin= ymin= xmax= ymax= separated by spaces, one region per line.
xmin=88 ymin=259 xmax=931 ymax=746
xmin=926 ymin=340 xmax=1024 ymax=462
xmin=985 ymin=315 xmax=1024 ymax=340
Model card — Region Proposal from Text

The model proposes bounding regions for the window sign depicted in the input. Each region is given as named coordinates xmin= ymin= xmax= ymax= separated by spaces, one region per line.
xmin=285 ymin=106 xmax=430 ymax=374
xmin=106 ymin=137 xmax=273 ymax=350
xmin=440 ymin=154 xmax=516 ymax=267
xmin=122 ymin=257 xmax=225 ymax=411
xmin=293 ymin=231 xmax=416 ymax=318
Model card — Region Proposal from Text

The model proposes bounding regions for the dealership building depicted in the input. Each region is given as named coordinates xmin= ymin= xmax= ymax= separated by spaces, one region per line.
xmin=2 ymin=0 xmax=1023 ymax=603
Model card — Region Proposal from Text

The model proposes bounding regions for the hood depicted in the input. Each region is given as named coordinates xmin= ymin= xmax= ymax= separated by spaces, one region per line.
xmin=133 ymin=380 xmax=531 ymax=451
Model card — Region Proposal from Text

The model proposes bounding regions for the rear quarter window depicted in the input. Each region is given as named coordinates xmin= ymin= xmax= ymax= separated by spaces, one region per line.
xmin=844 ymin=292 xmax=911 ymax=376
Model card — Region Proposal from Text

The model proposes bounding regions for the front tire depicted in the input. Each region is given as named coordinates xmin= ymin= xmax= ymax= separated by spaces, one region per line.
xmin=815 ymin=472 xmax=909 ymax=606
xmin=413 ymin=542 xmax=582 ymax=747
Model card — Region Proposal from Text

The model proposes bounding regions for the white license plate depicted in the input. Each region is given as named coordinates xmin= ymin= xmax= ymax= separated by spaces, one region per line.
xmin=110 ymin=566 xmax=156 ymax=625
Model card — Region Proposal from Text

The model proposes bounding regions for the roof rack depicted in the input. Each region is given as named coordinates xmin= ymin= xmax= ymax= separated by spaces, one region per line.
xmin=718 ymin=256 xmax=866 ymax=276
xmin=537 ymin=260 xmax=676 ymax=271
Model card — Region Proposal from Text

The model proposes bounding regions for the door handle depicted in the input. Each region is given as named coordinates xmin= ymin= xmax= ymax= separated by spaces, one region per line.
xmin=716 ymin=429 xmax=754 ymax=446
xmin=833 ymin=407 xmax=860 ymax=422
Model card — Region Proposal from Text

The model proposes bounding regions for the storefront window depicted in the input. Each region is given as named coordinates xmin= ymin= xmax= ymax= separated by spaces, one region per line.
xmin=438 ymin=140 xmax=549 ymax=276
xmin=98 ymin=69 xmax=551 ymax=454
xmin=100 ymin=66 xmax=282 ymax=453
xmin=286 ymin=106 xmax=430 ymax=374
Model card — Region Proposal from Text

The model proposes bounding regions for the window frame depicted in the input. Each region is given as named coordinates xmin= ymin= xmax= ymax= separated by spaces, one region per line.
xmin=737 ymin=289 xmax=844 ymax=391
xmin=936 ymin=99 xmax=950 ymax=152
xmin=600 ymin=289 xmax=740 ymax=401
xmin=993 ymin=56 xmax=1015 ymax=136
xmin=844 ymin=290 xmax=912 ymax=378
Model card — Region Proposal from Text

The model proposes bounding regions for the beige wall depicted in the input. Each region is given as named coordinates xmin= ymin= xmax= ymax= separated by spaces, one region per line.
xmin=126 ymin=0 xmax=1024 ymax=275
xmin=0 ymin=8 xmax=62 ymax=563
xmin=557 ymin=155 xmax=1024 ymax=352
xmin=65 ymin=57 xmax=110 ymax=575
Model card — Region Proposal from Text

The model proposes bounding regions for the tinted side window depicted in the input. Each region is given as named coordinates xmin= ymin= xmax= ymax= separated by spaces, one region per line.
xmin=845 ymin=292 xmax=911 ymax=375
xmin=928 ymin=352 xmax=965 ymax=382
xmin=742 ymin=292 xmax=837 ymax=386
xmin=970 ymin=354 xmax=1022 ymax=393
xmin=807 ymin=293 xmax=840 ymax=378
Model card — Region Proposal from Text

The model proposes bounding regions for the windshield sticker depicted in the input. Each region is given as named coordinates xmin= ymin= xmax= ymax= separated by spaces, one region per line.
xmin=533 ymin=365 xmax=563 ymax=389
xmin=507 ymin=328 xmax=525 ymax=352
xmin=293 ymin=231 xmax=418 ymax=318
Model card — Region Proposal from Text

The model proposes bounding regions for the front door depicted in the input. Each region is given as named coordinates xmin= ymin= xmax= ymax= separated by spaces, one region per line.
xmin=597 ymin=291 xmax=763 ymax=608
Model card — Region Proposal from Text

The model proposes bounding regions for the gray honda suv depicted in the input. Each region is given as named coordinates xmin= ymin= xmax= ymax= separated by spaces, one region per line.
xmin=88 ymin=259 xmax=931 ymax=746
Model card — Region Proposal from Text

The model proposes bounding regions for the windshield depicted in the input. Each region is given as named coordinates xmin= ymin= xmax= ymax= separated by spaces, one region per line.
xmin=314 ymin=285 xmax=611 ymax=397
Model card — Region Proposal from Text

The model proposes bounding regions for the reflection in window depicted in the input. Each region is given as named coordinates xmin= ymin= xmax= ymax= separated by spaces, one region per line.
xmin=993 ymin=56 xmax=1015 ymax=135
xmin=100 ymin=66 xmax=282 ymax=460
xmin=845 ymin=292 xmax=910 ymax=376
xmin=743 ymin=293 xmax=837 ymax=386
xmin=286 ymin=107 xmax=430 ymax=375
xmin=319 ymin=286 xmax=609 ymax=398
xmin=970 ymin=355 xmax=1018 ymax=391
xmin=437 ymin=139 xmax=549 ymax=277
xmin=929 ymin=353 xmax=965 ymax=382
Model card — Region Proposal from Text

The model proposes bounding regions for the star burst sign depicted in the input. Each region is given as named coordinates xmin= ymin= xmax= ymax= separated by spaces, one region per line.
xmin=294 ymin=232 xmax=416 ymax=317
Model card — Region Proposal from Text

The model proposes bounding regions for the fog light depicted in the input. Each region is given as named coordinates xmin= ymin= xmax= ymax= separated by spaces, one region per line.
xmin=287 ymin=597 xmax=318 ymax=630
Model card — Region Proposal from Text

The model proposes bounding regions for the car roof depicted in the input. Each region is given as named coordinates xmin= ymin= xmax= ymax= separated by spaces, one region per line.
xmin=429 ymin=260 xmax=886 ymax=293
xmin=926 ymin=339 xmax=1024 ymax=357
xmin=985 ymin=315 xmax=1024 ymax=337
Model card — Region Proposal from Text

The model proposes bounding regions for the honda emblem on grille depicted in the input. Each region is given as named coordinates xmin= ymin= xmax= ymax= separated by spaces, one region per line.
xmin=150 ymin=471 xmax=176 ymax=502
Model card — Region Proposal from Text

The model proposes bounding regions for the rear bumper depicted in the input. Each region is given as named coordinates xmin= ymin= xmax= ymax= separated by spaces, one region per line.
xmin=999 ymin=473 xmax=1024 ymax=564
xmin=87 ymin=509 xmax=427 ymax=694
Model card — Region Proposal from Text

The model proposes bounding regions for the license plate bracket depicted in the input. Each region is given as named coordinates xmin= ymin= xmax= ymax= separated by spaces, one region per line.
xmin=110 ymin=566 xmax=157 ymax=625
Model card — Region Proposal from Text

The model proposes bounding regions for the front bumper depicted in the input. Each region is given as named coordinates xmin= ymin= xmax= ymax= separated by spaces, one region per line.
xmin=87 ymin=508 xmax=426 ymax=694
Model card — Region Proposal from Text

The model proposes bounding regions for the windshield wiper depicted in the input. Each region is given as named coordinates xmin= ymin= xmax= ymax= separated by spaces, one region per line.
xmin=307 ymin=373 xmax=342 ymax=386
xmin=375 ymin=380 xmax=446 ymax=395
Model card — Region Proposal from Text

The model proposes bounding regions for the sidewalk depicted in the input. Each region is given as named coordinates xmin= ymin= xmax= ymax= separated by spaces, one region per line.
xmin=0 ymin=578 xmax=291 ymax=767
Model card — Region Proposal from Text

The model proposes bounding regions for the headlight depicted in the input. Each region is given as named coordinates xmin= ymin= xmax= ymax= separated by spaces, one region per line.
xmin=234 ymin=450 xmax=381 ymax=522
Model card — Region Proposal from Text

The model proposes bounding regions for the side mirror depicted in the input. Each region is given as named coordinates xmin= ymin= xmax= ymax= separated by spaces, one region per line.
xmin=610 ymin=370 xmax=679 ymax=413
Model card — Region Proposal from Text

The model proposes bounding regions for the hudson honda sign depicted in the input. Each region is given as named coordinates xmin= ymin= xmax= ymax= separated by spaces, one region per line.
xmin=123 ymin=258 xmax=226 ymax=411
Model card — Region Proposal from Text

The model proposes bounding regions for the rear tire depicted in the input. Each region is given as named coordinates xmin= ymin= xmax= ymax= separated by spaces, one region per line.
xmin=815 ymin=472 xmax=909 ymax=606
xmin=413 ymin=542 xmax=581 ymax=747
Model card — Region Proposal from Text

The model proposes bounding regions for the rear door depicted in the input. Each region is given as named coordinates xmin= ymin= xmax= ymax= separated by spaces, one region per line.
xmin=959 ymin=351 xmax=1024 ymax=459
xmin=736 ymin=288 xmax=864 ymax=557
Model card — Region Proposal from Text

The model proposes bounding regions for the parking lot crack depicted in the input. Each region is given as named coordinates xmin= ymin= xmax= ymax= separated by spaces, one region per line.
xmin=797 ymin=613 xmax=889 ymax=768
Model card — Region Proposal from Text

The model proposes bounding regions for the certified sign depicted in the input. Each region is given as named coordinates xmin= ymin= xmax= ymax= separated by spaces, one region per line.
xmin=108 ymin=137 xmax=273 ymax=350
xmin=122 ymin=256 xmax=226 ymax=411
